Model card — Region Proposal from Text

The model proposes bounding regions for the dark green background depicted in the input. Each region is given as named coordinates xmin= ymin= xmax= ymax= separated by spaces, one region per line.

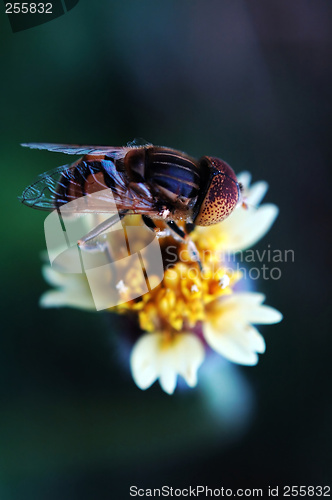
xmin=0 ymin=1 xmax=331 ymax=498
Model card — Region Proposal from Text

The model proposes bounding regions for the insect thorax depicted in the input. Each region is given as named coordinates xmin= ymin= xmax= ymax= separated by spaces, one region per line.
xmin=143 ymin=147 xmax=201 ymax=208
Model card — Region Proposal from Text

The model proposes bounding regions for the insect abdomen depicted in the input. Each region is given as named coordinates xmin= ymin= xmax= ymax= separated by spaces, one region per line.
xmin=56 ymin=158 xmax=121 ymax=207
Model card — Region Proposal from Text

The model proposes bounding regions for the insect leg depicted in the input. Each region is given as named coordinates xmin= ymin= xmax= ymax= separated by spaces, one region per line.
xmin=142 ymin=215 xmax=158 ymax=232
xmin=78 ymin=211 xmax=127 ymax=247
xmin=185 ymin=222 xmax=196 ymax=234
xmin=141 ymin=215 xmax=170 ymax=238
xmin=166 ymin=221 xmax=202 ymax=271
xmin=166 ymin=220 xmax=185 ymax=239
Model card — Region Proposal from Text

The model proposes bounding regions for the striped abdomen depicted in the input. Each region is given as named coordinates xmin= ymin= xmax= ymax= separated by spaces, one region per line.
xmin=55 ymin=156 xmax=126 ymax=208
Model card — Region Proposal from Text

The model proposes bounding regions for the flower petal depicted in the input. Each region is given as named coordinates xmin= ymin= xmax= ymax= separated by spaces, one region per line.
xmin=130 ymin=334 xmax=159 ymax=390
xmin=221 ymin=204 xmax=279 ymax=252
xmin=203 ymin=322 xmax=260 ymax=366
xmin=247 ymin=325 xmax=266 ymax=353
xmin=218 ymin=292 xmax=266 ymax=308
xmin=159 ymin=367 xmax=177 ymax=395
xmin=40 ymin=288 xmax=95 ymax=310
xmin=237 ymin=171 xmax=252 ymax=189
xmin=173 ymin=334 xmax=205 ymax=387
xmin=203 ymin=292 xmax=281 ymax=365
xmin=246 ymin=181 xmax=269 ymax=206
xmin=135 ymin=365 xmax=158 ymax=391
xmin=42 ymin=265 xmax=69 ymax=287
xmin=247 ymin=305 xmax=283 ymax=324
xmin=40 ymin=262 xmax=96 ymax=309
xmin=130 ymin=332 xmax=205 ymax=394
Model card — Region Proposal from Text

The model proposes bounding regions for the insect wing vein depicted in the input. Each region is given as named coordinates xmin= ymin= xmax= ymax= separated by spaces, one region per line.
xmin=21 ymin=143 xmax=129 ymax=159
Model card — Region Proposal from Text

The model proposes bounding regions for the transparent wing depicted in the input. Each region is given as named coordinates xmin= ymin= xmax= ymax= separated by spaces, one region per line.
xmin=19 ymin=160 xmax=158 ymax=215
xmin=21 ymin=142 xmax=130 ymax=158
xmin=127 ymin=138 xmax=152 ymax=147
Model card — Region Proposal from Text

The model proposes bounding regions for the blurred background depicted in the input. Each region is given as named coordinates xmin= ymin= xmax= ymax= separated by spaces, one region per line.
xmin=0 ymin=0 xmax=331 ymax=498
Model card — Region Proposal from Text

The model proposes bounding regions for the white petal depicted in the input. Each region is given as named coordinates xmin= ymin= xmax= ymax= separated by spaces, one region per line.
xmin=203 ymin=322 xmax=259 ymax=366
xmin=221 ymin=204 xmax=279 ymax=252
xmin=210 ymin=293 xmax=282 ymax=327
xmin=130 ymin=332 xmax=205 ymax=394
xmin=41 ymin=263 xmax=98 ymax=310
xmin=180 ymin=352 xmax=201 ymax=387
xmin=246 ymin=181 xmax=269 ymax=206
xmin=159 ymin=368 xmax=177 ymax=395
xmin=247 ymin=305 xmax=283 ymax=324
xmin=182 ymin=366 xmax=198 ymax=387
xmin=40 ymin=288 xmax=95 ymax=310
xmin=39 ymin=290 xmax=70 ymax=308
xmin=130 ymin=334 xmax=159 ymax=390
xmin=236 ymin=171 xmax=252 ymax=189
xmin=237 ymin=204 xmax=279 ymax=241
xmin=204 ymin=292 xmax=281 ymax=365
xmin=42 ymin=266 xmax=68 ymax=287
xmin=219 ymin=292 xmax=266 ymax=308
xmin=134 ymin=365 xmax=158 ymax=391
xmin=174 ymin=334 xmax=205 ymax=387
xmin=247 ymin=325 xmax=266 ymax=353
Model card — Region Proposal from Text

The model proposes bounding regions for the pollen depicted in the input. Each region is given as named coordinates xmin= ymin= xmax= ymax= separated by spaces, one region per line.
xmin=111 ymin=220 xmax=241 ymax=336
xmin=116 ymin=280 xmax=127 ymax=292
xmin=219 ymin=274 xmax=230 ymax=289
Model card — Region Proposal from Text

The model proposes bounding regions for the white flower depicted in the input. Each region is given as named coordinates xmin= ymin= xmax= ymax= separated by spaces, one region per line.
xmin=203 ymin=292 xmax=283 ymax=365
xmin=193 ymin=171 xmax=279 ymax=253
xmin=38 ymin=171 xmax=283 ymax=395
xmin=130 ymin=332 xmax=205 ymax=394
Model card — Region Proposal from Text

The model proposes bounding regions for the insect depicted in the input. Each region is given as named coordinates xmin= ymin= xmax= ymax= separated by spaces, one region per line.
xmin=20 ymin=141 xmax=241 ymax=251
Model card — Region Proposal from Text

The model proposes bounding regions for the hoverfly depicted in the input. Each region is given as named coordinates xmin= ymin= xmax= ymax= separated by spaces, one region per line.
xmin=20 ymin=141 xmax=241 ymax=252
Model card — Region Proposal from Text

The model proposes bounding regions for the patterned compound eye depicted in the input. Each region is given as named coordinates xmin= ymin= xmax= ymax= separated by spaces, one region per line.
xmin=194 ymin=157 xmax=240 ymax=226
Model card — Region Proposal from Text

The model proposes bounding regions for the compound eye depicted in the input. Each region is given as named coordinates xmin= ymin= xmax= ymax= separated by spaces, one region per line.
xmin=194 ymin=157 xmax=239 ymax=226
